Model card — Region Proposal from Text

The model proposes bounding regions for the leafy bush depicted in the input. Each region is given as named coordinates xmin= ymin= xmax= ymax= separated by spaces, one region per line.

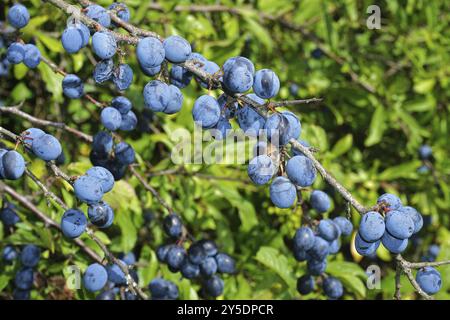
xmin=0 ymin=0 xmax=449 ymax=300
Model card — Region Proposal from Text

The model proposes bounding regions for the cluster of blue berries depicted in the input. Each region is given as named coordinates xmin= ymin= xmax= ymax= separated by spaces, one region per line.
xmin=4 ymin=5 xmax=41 ymax=70
xmin=293 ymin=217 xmax=353 ymax=299
xmin=3 ymin=1 xmax=444 ymax=301
xmin=0 ymin=201 xmax=36 ymax=300
xmin=0 ymin=148 xmax=26 ymax=181
xmin=61 ymin=166 xmax=116 ymax=238
xmin=148 ymin=278 xmax=179 ymax=300
xmin=354 ymin=194 xmax=442 ymax=295
xmin=82 ymin=253 xmax=178 ymax=300
xmin=418 ymin=144 xmax=432 ymax=161
xmin=100 ymin=96 xmax=137 ymax=132
xmin=90 ymin=131 xmax=136 ymax=180
xmin=249 ymin=138 xmax=321 ymax=210
xmin=83 ymin=252 xmax=140 ymax=299
xmin=355 ymin=193 xmax=423 ymax=256
xmin=21 ymin=128 xmax=63 ymax=162
xmin=6 ymin=41 xmax=41 ymax=69
xmin=189 ymin=57 xmax=284 ymax=141
xmin=2 ymin=243 xmax=41 ymax=300
xmin=156 ymin=214 xmax=236 ymax=298
xmin=60 ymin=3 xmax=133 ymax=92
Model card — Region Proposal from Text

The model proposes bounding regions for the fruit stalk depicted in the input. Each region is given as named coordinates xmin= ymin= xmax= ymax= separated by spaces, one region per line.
xmin=0 ymin=105 xmax=93 ymax=143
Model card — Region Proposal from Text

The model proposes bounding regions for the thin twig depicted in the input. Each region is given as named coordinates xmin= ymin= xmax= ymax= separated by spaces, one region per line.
xmin=77 ymin=0 xmax=162 ymax=40
xmin=47 ymin=161 xmax=73 ymax=183
xmin=406 ymin=260 xmax=450 ymax=269
xmin=25 ymin=169 xmax=69 ymax=210
xmin=129 ymin=166 xmax=174 ymax=215
xmin=396 ymin=255 xmax=432 ymax=300
xmin=394 ymin=259 xmax=402 ymax=300
xmin=270 ymin=98 xmax=323 ymax=107
xmin=0 ymin=106 xmax=92 ymax=143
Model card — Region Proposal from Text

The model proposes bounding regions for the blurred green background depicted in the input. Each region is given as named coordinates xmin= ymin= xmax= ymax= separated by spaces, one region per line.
xmin=0 ymin=0 xmax=449 ymax=300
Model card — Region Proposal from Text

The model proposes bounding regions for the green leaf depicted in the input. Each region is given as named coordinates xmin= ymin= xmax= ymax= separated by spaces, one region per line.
xmin=378 ymin=160 xmax=422 ymax=180
xmin=365 ymin=106 xmax=386 ymax=147
xmin=72 ymin=53 xmax=85 ymax=72
xmin=216 ymin=185 xmax=258 ymax=232
xmin=0 ymin=275 xmax=10 ymax=292
xmin=14 ymin=63 xmax=28 ymax=80
xmin=93 ymin=231 xmax=111 ymax=245
xmin=11 ymin=83 xmax=33 ymax=102
xmin=331 ymin=134 xmax=353 ymax=158
xmin=327 ymin=261 xmax=367 ymax=298
xmin=116 ymin=209 xmax=138 ymax=252
xmin=403 ymin=97 xmax=436 ymax=112
xmin=327 ymin=261 xmax=367 ymax=278
xmin=243 ymin=17 xmax=273 ymax=53
xmin=338 ymin=273 xmax=367 ymax=298
xmin=38 ymin=61 xmax=64 ymax=99
xmin=137 ymin=246 xmax=159 ymax=287
xmin=255 ymin=246 xmax=296 ymax=291
xmin=36 ymin=31 xmax=64 ymax=53
xmin=413 ymin=78 xmax=435 ymax=94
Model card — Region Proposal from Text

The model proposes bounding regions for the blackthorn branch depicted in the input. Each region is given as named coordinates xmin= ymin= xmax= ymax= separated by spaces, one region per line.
xmin=45 ymin=0 xmax=367 ymax=218
xmin=0 ymin=105 xmax=93 ymax=143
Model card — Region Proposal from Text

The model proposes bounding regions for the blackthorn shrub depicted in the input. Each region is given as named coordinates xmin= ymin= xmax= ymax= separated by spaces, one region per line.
xmin=0 ymin=0 xmax=447 ymax=302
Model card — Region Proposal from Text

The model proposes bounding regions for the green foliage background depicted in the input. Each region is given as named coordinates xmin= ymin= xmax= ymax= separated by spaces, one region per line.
xmin=0 ymin=0 xmax=449 ymax=300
